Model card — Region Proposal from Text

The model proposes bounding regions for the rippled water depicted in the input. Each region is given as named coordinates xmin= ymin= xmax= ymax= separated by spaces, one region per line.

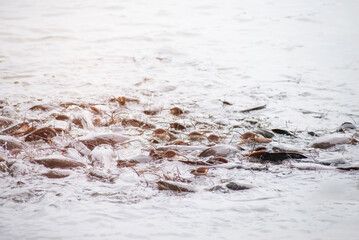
xmin=1 ymin=0 xmax=359 ymax=239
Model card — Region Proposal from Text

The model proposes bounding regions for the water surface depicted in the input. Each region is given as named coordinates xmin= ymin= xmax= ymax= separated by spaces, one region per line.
xmin=1 ymin=0 xmax=359 ymax=239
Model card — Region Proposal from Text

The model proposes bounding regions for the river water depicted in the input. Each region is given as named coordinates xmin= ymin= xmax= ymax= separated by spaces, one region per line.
xmin=0 ymin=0 xmax=359 ymax=239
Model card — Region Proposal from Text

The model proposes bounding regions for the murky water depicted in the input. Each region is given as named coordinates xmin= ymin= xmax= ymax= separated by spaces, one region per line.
xmin=1 ymin=0 xmax=359 ymax=239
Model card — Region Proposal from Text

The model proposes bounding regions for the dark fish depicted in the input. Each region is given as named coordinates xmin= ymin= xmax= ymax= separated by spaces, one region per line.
xmin=1 ymin=122 xmax=33 ymax=136
xmin=42 ymin=170 xmax=71 ymax=178
xmin=79 ymin=132 xmax=130 ymax=150
xmin=122 ymin=119 xmax=144 ymax=127
xmin=33 ymin=156 xmax=86 ymax=169
xmin=188 ymin=131 xmax=206 ymax=141
xmin=240 ymin=104 xmax=266 ymax=113
xmin=272 ymin=128 xmax=294 ymax=137
xmin=0 ymin=135 xmax=27 ymax=150
xmin=207 ymin=134 xmax=220 ymax=142
xmin=337 ymin=164 xmax=359 ymax=171
xmin=310 ymin=135 xmax=351 ymax=149
xmin=179 ymin=159 xmax=209 ymax=166
xmin=157 ymin=180 xmax=196 ymax=192
xmin=199 ymin=145 xmax=239 ymax=158
xmin=255 ymin=129 xmax=275 ymax=138
xmin=206 ymin=157 xmax=229 ymax=165
xmin=337 ymin=122 xmax=356 ymax=132
xmin=247 ymin=150 xmax=307 ymax=163
xmin=144 ymin=109 xmax=160 ymax=115
xmin=191 ymin=167 xmax=209 ymax=176
xmin=0 ymin=116 xmax=15 ymax=128
xmin=170 ymin=107 xmax=184 ymax=116
xmin=54 ymin=114 xmax=70 ymax=121
xmin=170 ymin=122 xmax=186 ymax=131
xmin=226 ymin=182 xmax=252 ymax=191
xmin=29 ymin=104 xmax=53 ymax=111
xmin=25 ymin=127 xmax=57 ymax=142
xmin=222 ymin=100 xmax=233 ymax=106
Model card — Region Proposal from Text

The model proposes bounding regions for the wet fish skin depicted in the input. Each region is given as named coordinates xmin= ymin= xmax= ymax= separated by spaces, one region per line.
xmin=157 ymin=180 xmax=196 ymax=192
xmin=33 ymin=156 xmax=86 ymax=169
xmin=79 ymin=132 xmax=131 ymax=150
xmin=310 ymin=134 xmax=352 ymax=149
xmin=199 ymin=145 xmax=240 ymax=158
xmin=0 ymin=135 xmax=28 ymax=150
